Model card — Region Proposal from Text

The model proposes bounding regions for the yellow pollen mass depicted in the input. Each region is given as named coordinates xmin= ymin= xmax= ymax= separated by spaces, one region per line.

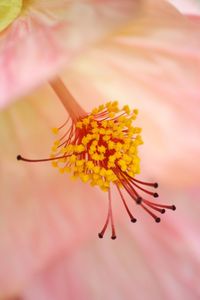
xmin=50 ymin=101 xmax=143 ymax=191
xmin=0 ymin=0 xmax=22 ymax=32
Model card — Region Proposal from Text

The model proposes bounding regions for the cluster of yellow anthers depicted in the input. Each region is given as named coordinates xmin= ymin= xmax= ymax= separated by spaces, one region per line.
xmin=17 ymin=99 xmax=176 ymax=239
xmin=51 ymin=101 xmax=143 ymax=192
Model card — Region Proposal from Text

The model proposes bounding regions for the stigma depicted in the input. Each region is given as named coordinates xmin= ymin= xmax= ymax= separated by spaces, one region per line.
xmin=17 ymin=78 xmax=176 ymax=239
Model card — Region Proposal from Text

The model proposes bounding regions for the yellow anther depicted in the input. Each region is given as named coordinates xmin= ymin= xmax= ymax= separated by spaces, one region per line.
xmin=134 ymin=127 xmax=142 ymax=134
xmin=100 ymin=168 xmax=107 ymax=177
xmin=69 ymin=155 xmax=76 ymax=163
xmin=102 ymin=120 xmax=108 ymax=128
xmin=121 ymin=164 xmax=128 ymax=172
xmin=54 ymin=140 xmax=60 ymax=146
xmin=66 ymin=145 xmax=74 ymax=152
xmin=98 ymin=104 xmax=105 ymax=111
xmin=93 ymin=166 xmax=100 ymax=174
xmin=115 ymin=152 xmax=122 ymax=159
xmin=108 ymin=162 xmax=115 ymax=168
xmin=99 ymin=154 xmax=105 ymax=160
xmin=90 ymin=144 xmax=96 ymax=152
xmin=106 ymin=101 xmax=111 ymax=108
xmin=93 ymin=133 xmax=100 ymax=140
xmin=99 ymin=128 xmax=106 ymax=135
xmin=109 ymin=155 xmax=116 ymax=163
xmin=130 ymin=115 xmax=136 ymax=121
xmin=100 ymin=186 xmax=109 ymax=192
xmin=108 ymin=141 xmax=115 ymax=150
xmin=86 ymin=161 xmax=94 ymax=169
xmin=133 ymin=109 xmax=139 ymax=115
xmin=75 ymin=144 xmax=85 ymax=153
xmin=112 ymin=101 xmax=118 ymax=106
xmin=91 ymin=121 xmax=98 ymax=128
xmin=106 ymin=170 xmax=114 ymax=177
xmin=64 ymin=167 xmax=71 ymax=173
xmin=76 ymin=160 xmax=85 ymax=167
xmin=108 ymin=120 xmax=114 ymax=127
xmin=116 ymin=143 xmax=123 ymax=151
xmin=122 ymin=154 xmax=132 ymax=164
xmin=93 ymin=174 xmax=100 ymax=181
xmin=123 ymin=105 xmax=131 ymax=114
xmin=105 ymin=129 xmax=112 ymax=135
xmin=92 ymin=153 xmax=100 ymax=161
xmin=118 ymin=159 xmax=127 ymax=167
xmin=82 ymin=136 xmax=89 ymax=145
xmin=109 ymin=112 xmax=115 ymax=118
xmin=71 ymin=174 xmax=79 ymax=180
xmin=52 ymin=161 xmax=58 ymax=168
xmin=92 ymin=108 xmax=98 ymax=115
xmin=86 ymin=134 xmax=93 ymax=140
xmin=52 ymin=128 xmax=59 ymax=134
xmin=98 ymin=145 xmax=106 ymax=153
xmin=76 ymin=121 xmax=83 ymax=128
xmin=118 ymin=116 xmax=126 ymax=122
xmin=102 ymin=135 xmax=110 ymax=142
xmin=80 ymin=174 xmax=90 ymax=183
xmin=61 ymin=147 xmax=68 ymax=154
xmin=82 ymin=117 xmax=90 ymax=126
xmin=51 ymin=146 xmax=58 ymax=152
xmin=59 ymin=168 xmax=65 ymax=174
xmin=91 ymin=140 xmax=98 ymax=146
xmin=97 ymin=179 xmax=104 ymax=186
xmin=129 ymin=146 xmax=136 ymax=154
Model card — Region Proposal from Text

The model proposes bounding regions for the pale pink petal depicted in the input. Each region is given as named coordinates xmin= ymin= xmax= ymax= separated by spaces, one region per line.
xmin=0 ymin=0 xmax=138 ymax=108
xmin=20 ymin=189 xmax=200 ymax=300
xmin=61 ymin=0 xmax=200 ymax=186
xmin=0 ymin=86 xmax=109 ymax=298
xmin=0 ymin=0 xmax=200 ymax=299
xmin=168 ymin=0 xmax=200 ymax=15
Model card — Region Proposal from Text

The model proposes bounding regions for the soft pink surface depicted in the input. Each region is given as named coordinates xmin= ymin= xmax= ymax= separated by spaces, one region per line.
xmin=169 ymin=0 xmax=200 ymax=14
xmin=0 ymin=0 xmax=200 ymax=299
xmin=0 ymin=0 xmax=137 ymax=108
xmin=62 ymin=1 xmax=200 ymax=187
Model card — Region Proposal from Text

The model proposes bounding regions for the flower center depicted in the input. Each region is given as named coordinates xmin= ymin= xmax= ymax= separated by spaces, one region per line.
xmin=50 ymin=98 xmax=142 ymax=192
xmin=0 ymin=0 xmax=23 ymax=32
xmin=17 ymin=78 xmax=176 ymax=239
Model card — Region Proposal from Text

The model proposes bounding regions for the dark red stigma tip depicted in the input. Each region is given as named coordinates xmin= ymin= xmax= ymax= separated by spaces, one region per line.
xmin=17 ymin=155 xmax=22 ymax=160
xmin=111 ymin=235 xmax=117 ymax=240
xmin=136 ymin=197 xmax=142 ymax=204
xmin=155 ymin=217 xmax=161 ymax=223
xmin=131 ymin=218 xmax=137 ymax=223
xmin=154 ymin=193 xmax=159 ymax=198
xmin=161 ymin=209 xmax=166 ymax=214
xmin=98 ymin=233 xmax=103 ymax=239
xmin=172 ymin=205 xmax=176 ymax=211
xmin=154 ymin=183 xmax=158 ymax=188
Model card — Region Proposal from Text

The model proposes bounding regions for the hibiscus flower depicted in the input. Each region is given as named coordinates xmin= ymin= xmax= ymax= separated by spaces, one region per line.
xmin=0 ymin=0 xmax=200 ymax=299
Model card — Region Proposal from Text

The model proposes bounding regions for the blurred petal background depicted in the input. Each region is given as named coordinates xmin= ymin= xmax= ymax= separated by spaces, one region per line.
xmin=0 ymin=0 xmax=200 ymax=299
xmin=169 ymin=0 xmax=200 ymax=14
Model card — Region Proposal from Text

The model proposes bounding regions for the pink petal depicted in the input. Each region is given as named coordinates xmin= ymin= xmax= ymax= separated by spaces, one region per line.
xmin=20 ymin=189 xmax=200 ymax=300
xmin=61 ymin=0 xmax=200 ymax=187
xmin=0 ymin=0 xmax=200 ymax=298
xmin=0 ymin=0 xmax=138 ymax=109
xmin=168 ymin=0 xmax=200 ymax=14
xmin=0 ymin=86 xmax=108 ymax=297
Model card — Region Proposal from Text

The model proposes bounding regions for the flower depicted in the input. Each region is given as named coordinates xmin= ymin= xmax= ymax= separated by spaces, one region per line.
xmin=0 ymin=0 xmax=200 ymax=299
